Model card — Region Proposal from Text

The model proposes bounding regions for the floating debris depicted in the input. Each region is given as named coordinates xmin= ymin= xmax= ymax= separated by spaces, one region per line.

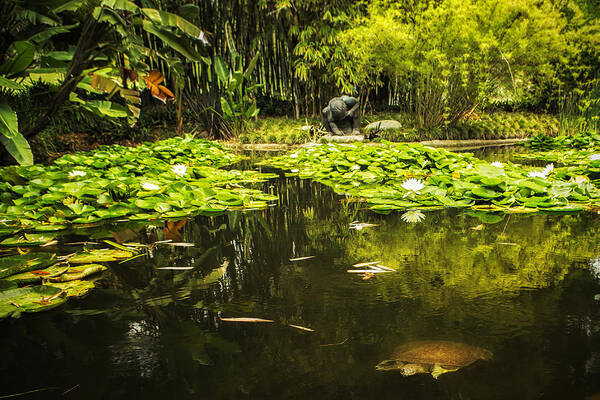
xmin=353 ymin=261 xmax=381 ymax=267
xmin=164 ymin=242 xmax=195 ymax=247
xmin=349 ymin=221 xmax=378 ymax=230
xmin=220 ymin=317 xmax=274 ymax=323
xmin=362 ymin=272 xmax=375 ymax=280
xmin=289 ymin=324 xmax=315 ymax=332
xmin=289 ymin=256 xmax=315 ymax=262
xmin=346 ymin=269 xmax=394 ymax=274
xmin=496 ymin=242 xmax=518 ymax=246
xmin=373 ymin=264 xmax=395 ymax=271
xmin=156 ymin=267 xmax=194 ymax=270
xmin=348 ymin=262 xmax=395 ymax=279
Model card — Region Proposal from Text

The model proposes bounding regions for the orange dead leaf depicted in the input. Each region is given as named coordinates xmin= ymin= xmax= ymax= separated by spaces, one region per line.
xmin=143 ymin=70 xmax=175 ymax=103
xmin=31 ymin=270 xmax=50 ymax=275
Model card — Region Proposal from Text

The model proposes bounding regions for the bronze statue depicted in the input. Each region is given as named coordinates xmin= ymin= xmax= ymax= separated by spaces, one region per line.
xmin=322 ymin=96 xmax=360 ymax=135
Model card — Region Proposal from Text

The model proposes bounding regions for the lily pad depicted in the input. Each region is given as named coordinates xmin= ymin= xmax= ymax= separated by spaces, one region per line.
xmin=48 ymin=264 xmax=106 ymax=282
xmin=68 ymin=249 xmax=134 ymax=263
xmin=5 ymin=263 xmax=70 ymax=284
xmin=0 ymin=233 xmax=56 ymax=247
xmin=0 ymin=280 xmax=17 ymax=290
xmin=0 ymin=253 xmax=56 ymax=279
xmin=0 ymin=285 xmax=66 ymax=318
xmin=45 ymin=280 xmax=96 ymax=297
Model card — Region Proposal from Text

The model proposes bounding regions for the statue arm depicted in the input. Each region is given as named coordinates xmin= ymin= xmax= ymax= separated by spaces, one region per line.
xmin=329 ymin=120 xmax=344 ymax=136
xmin=346 ymin=102 xmax=359 ymax=117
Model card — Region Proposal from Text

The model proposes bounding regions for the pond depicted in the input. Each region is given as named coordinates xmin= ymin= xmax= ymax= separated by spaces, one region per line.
xmin=1 ymin=146 xmax=600 ymax=400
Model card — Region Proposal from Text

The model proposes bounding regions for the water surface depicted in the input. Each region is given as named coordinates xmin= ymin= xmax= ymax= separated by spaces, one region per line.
xmin=1 ymin=147 xmax=600 ymax=399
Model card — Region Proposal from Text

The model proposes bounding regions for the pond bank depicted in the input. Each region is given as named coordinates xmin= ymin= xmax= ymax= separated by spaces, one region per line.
xmin=225 ymin=138 xmax=526 ymax=152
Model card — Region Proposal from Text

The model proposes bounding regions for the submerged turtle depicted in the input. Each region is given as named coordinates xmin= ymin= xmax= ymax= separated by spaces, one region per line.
xmin=375 ymin=340 xmax=492 ymax=379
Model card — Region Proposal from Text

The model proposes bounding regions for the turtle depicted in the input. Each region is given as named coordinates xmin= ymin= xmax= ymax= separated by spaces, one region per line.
xmin=375 ymin=340 xmax=492 ymax=379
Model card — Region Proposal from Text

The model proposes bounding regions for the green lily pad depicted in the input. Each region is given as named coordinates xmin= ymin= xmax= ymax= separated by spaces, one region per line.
xmin=0 ymin=280 xmax=17 ymax=290
xmin=0 ymin=233 xmax=56 ymax=247
xmin=68 ymin=249 xmax=134 ymax=264
xmin=48 ymin=264 xmax=106 ymax=282
xmin=0 ymin=285 xmax=66 ymax=318
xmin=45 ymin=280 xmax=96 ymax=297
xmin=0 ymin=253 xmax=56 ymax=279
xmin=471 ymin=187 xmax=502 ymax=199
xmin=5 ymin=263 xmax=70 ymax=284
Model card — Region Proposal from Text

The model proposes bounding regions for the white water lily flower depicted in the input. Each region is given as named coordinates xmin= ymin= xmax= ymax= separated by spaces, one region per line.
xmin=491 ymin=161 xmax=503 ymax=168
xmin=171 ymin=164 xmax=187 ymax=177
xmin=401 ymin=210 xmax=426 ymax=223
xmin=527 ymin=170 xmax=547 ymax=179
xmin=68 ymin=170 xmax=86 ymax=178
xmin=351 ymin=164 xmax=361 ymax=171
xmin=527 ymin=163 xmax=554 ymax=179
xmin=401 ymin=178 xmax=425 ymax=194
xmin=141 ymin=182 xmax=160 ymax=191
xmin=590 ymin=154 xmax=600 ymax=161
xmin=290 ymin=153 xmax=299 ymax=159
xmin=465 ymin=164 xmax=473 ymax=170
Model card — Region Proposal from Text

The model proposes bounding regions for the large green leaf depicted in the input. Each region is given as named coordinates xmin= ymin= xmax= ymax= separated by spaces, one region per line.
xmin=143 ymin=21 xmax=203 ymax=62
xmin=220 ymin=97 xmax=233 ymax=119
xmin=0 ymin=102 xmax=18 ymax=139
xmin=28 ymin=24 xmax=79 ymax=45
xmin=178 ymin=4 xmax=200 ymax=21
xmin=243 ymin=52 xmax=260 ymax=81
xmin=0 ymin=76 xmax=25 ymax=90
xmin=100 ymin=0 xmax=138 ymax=12
xmin=0 ymin=41 xmax=35 ymax=76
xmin=142 ymin=8 xmax=206 ymax=40
xmin=53 ymin=1 xmax=84 ymax=13
xmin=0 ymin=132 xmax=32 ymax=165
xmin=214 ymin=56 xmax=229 ymax=86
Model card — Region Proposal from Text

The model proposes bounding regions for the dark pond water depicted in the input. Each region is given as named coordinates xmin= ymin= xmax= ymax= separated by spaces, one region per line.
xmin=2 ymin=146 xmax=600 ymax=400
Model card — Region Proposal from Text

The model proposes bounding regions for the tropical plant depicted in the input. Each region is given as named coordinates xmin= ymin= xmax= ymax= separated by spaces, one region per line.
xmin=213 ymin=25 xmax=261 ymax=136
xmin=0 ymin=0 xmax=209 ymax=165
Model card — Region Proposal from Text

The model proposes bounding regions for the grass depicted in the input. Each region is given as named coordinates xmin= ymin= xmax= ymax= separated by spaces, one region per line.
xmin=235 ymin=111 xmax=561 ymax=145
xmin=237 ymin=117 xmax=320 ymax=145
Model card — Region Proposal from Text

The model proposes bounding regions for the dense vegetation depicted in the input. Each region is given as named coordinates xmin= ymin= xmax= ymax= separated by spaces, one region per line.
xmin=0 ymin=137 xmax=277 ymax=235
xmin=261 ymin=142 xmax=600 ymax=212
xmin=1 ymin=0 xmax=600 ymax=164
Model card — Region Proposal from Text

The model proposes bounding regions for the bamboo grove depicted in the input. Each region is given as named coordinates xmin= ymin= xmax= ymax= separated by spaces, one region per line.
xmin=1 ymin=0 xmax=600 ymax=165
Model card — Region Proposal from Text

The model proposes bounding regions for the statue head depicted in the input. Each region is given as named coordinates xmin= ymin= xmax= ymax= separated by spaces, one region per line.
xmin=329 ymin=98 xmax=347 ymax=121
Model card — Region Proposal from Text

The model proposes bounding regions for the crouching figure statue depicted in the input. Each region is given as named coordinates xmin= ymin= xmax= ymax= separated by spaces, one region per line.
xmin=322 ymin=96 xmax=360 ymax=135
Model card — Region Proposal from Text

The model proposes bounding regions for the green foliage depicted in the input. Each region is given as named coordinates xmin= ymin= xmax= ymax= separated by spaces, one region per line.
xmin=214 ymin=32 xmax=261 ymax=135
xmin=525 ymin=131 xmax=600 ymax=150
xmin=339 ymin=0 xmax=573 ymax=128
xmin=0 ymin=136 xmax=277 ymax=234
xmin=260 ymin=142 xmax=600 ymax=212
xmin=0 ymin=0 xmax=209 ymax=165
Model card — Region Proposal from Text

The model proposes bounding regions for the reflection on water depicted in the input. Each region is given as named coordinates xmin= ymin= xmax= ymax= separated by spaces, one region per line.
xmin=0 ymin=148 xmax=600 ymax=399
